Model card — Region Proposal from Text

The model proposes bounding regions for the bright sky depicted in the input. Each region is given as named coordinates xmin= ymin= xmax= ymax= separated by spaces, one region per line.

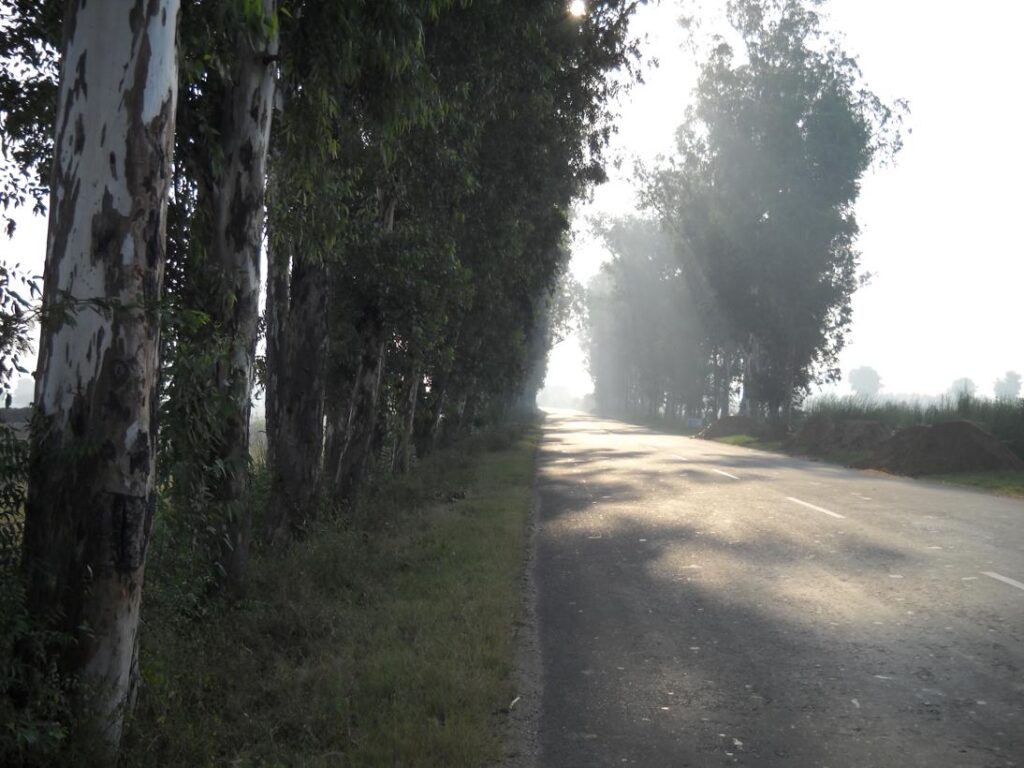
xmin=545 ymin=0 xmax=1024 ymax=400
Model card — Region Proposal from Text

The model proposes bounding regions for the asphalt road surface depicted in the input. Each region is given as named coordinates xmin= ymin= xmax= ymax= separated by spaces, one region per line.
xmin=535 ymin=410 xmax=1024 ymax=768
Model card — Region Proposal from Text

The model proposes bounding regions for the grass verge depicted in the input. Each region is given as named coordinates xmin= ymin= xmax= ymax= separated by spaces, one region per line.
xmin=123 ymin=420 xmax=540 ymax=767
xmin=714 ymin=434 xmax=785 ymax=452
xmin=928 ymin=470 xmax=1024 ymax=498
xmin=714 ymin=434 xmax=1024 ymax=498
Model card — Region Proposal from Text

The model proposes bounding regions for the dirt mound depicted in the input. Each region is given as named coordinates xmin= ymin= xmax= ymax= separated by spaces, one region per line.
xmin=868 ymin=420 xmax=1024 ymax=476
xmin=698 ymin=415 xmax=762 ymax=439
xmin=791 ymin=414 xmax=891 ymax=456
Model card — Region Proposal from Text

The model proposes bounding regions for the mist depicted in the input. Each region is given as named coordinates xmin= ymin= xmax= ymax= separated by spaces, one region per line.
xmin=543 ymin=0 xmax=1024 ymax=407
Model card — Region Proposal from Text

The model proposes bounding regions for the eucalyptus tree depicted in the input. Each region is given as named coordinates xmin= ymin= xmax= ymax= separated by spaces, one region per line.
xmin=418 ymin=0 xmax=643 ymax=442
xmin=585 ymin=217 xmax=709 ymax=420
xmin=20 ymin=0 xmax=180 ymax=753
xmin=646 ymin=0 xmax=904 ymax=421
xmin=279 ymin=0 xmax=643 ymax=508
xmin=155 ymin=0 xmax=277 ymax=594
xmin=264 ymin=0 xmax=455 ymax=535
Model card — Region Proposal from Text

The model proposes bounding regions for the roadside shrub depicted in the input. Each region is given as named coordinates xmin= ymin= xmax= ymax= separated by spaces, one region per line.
xmin=0 ymin=423 xmax=74 ymax=766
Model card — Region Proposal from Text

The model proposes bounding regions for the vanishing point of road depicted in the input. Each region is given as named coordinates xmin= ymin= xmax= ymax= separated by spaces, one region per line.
xmin=534 ymin=410 xmax=1023 ymax=767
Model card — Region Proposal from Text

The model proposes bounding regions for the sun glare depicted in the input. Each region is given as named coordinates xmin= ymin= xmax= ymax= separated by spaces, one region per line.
xmin=569 ymin=1 xmax=587 ymax=18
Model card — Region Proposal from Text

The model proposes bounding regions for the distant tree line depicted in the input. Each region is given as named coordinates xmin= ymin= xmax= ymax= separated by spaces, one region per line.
xmin=0 ymin=0 xmax=641 ymax=760
xmin=846 ymin=368 xmax=1023 ymax=402
xmin=586 ymin=0 xmax=904 ymax=424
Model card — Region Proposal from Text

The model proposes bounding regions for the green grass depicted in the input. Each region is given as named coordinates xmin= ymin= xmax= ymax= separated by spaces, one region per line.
xmin=122 ymin=422 xmax=540 ymax=767
xmin=929 ymin=470 xmax=1024 ymax=498
xmin=716 ymin=427 xmax=1024 ymax=498
xmin=714 ymin=434 xmax=785 ymax=452
xmin=716 ymin=434 xmax=759 ymax=447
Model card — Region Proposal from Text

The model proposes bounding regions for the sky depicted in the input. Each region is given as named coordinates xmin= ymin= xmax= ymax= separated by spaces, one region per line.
xmin=544 ymin=0 xmax=1024 ymax=401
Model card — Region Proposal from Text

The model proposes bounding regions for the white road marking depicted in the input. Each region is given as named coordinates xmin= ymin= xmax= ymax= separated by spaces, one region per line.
xmin=981 ymin=571 xmax=1024 ymax=592
xmin=712 ymin=469 xmax=740 ymax=480
xmin=786 ymin=496 xmax=845 ymax=519
xmin=672 ymin=454 xmax=689 ymax=461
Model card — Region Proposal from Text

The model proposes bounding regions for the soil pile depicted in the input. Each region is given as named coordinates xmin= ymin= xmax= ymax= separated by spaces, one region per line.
xmin=791 ymin=414 xmax=891 ymax=456
xmin=698 ymin=415 xmax=762 ymax=439
xmin=869 ymin=420 xmax=1024 ymax=476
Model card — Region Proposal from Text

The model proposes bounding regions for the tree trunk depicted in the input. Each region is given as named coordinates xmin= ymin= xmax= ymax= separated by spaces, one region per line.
xmin=264 ymin=243 xmax=290 ymax=474
xmin=420 ymin=364 xmax=451 ymax=454
xmin=22 ymin=0 xmax=179 ymax=753
xmin=209 ymin=0 xmax=277 ymax=594
xmin=458 ymin=388 xmax=478 ymax=436
xmin=266 ymin=257 xmax=329 ymax=542
xmin=322 ymin=367 xmax=351 ymax=496
xmin=392 ymin=359 xmax=421 ymax=474
xmin=715 ymin=346 xmax=733 ymax=419
xmin=333 ymin=314 xmax=387 ymax=503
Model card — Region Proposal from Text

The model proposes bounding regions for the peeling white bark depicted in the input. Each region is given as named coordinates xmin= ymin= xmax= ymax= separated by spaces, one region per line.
xmin=209 ymin=0 xmax=278 ymax=591
xmin=24 ymin=0 xmax=180 ymax=753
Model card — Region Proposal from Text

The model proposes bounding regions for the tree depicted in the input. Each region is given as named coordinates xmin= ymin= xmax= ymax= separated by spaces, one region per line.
xmin=994 ymin=371 xmax=1021 ymax=401
xmin=21 ymin=0 xmax=180 ymax=754
xmin=156 ymin=0 xmax=278 ymax=595
xmin=584 ymin=217 xmax=710 ymax=421
xmin=643 ymin=0 xmax=905 ymax=422
xmin=848 ymin=366 xmax=882 ymax=398
xmin=265 ymin=0 xmax=644 ymax=523
xmin=0 ymin=0 xmax=60 ymax=236
xmin=949 ymin=377 xmax=977 ymax=398
xmin=264 ymin=0 xmax=454 ymax=536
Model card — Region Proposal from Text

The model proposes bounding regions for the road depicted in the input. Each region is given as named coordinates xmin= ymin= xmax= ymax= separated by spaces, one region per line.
xmin=534 ymin=410 xmax=1024 ymax=767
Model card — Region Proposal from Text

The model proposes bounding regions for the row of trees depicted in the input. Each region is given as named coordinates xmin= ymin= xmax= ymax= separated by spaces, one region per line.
xmin=847 ymin=368 xmax=1023 ymax=401
xmin=1 ymin=0 xmax=641 ymax=759
xmin=586 ymin=0 xmax=904 ymax=424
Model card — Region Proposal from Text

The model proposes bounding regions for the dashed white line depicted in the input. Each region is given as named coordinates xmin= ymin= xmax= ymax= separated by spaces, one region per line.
xmin=981 ymin=571 xmax=1024 ymax=592
xmin=672 ymin=454 xmax=689 ymax=461
xmin=786 ymin=496 xmax=845 ymax=519
xmin=712 ymin=469 xmax=740 ymax=480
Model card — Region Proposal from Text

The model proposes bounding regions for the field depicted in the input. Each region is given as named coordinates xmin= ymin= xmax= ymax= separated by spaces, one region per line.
xmin=712 ymin=395 xmax=1024 ymax=498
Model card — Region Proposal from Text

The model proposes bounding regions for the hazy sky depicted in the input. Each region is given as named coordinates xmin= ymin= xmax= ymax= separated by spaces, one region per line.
xmin=546 ymin=0 xmax=1024 ymax=400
